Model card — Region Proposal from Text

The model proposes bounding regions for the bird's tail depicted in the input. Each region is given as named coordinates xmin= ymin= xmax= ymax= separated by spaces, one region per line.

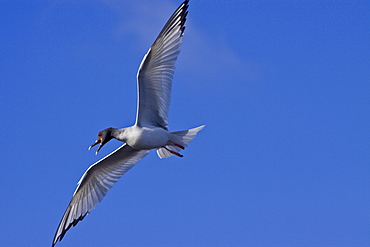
xmin=156 ymin=125 xmax=205 ymax=158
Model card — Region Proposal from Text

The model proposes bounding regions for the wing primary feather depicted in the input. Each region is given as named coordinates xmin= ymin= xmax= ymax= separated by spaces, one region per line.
xmin=52 ymin=145 xmax=149 ymax=246
xmin=136 ymin=0 xmax=189 ymax=130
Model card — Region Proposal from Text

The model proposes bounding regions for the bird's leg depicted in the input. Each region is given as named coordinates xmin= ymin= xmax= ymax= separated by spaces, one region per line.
xmin=169 ymin=140 xmax=185 ymax=150
xmin=163 ymin=146 xmax=183 ymax=157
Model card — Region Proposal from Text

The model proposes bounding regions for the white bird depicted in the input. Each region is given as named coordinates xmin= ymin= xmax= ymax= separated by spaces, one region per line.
xmin=52 ymin=1 xmax=204 ymax=246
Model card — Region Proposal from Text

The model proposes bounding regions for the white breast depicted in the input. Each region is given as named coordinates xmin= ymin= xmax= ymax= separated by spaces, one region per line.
xmin=124 ymin=126 xmax=169 ymax=150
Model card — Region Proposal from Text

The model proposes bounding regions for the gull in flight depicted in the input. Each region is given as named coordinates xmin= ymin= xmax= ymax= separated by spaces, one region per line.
xmin=52 ymin=0 xmax=204 ymax=246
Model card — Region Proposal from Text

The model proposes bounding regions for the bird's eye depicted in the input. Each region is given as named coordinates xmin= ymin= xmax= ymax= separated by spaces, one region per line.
xmin=98 ymin=132 xmax=102 ymax=137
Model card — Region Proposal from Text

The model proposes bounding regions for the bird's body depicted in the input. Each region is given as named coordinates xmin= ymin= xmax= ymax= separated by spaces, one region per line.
xmin=52 ymin=1 xmax=204 ymax=246
xmin=115 ymin=125 xmax=170 ymax=150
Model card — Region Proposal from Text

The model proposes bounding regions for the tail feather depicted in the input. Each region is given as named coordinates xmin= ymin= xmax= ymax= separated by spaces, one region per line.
xmin=157 ymin=125 xmax=205 ymax=158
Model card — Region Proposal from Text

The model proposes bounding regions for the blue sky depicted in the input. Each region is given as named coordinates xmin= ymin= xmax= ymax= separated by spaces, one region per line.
xmin=1 ymin=0 xmax=369 ymax=246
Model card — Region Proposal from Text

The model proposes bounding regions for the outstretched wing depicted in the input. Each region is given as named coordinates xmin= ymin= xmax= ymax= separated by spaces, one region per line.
xmin=52 ymin=145 xmax=150 ymax=246
xmin=136 ymin=0 xmax=189 ymax=130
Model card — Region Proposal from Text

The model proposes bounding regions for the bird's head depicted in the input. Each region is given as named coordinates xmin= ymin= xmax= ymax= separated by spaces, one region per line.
xmin=89 ymin=128 xmax=114 ymax=155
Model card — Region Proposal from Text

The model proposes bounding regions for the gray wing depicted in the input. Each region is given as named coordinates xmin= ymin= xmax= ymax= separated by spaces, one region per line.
xmin=135 ymin=0 xmax=189 ymax=130
xmin=52 ymin=144 xmax=150 ymax=246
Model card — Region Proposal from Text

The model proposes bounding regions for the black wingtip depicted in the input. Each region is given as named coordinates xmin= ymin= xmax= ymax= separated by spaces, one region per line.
xmin=52 ymin=206 xmax=88 ymax=247
xmin=158 ymin=0 xmax=189 ymax=38
xmin=179 ymin=1 xmax=189 ymax=35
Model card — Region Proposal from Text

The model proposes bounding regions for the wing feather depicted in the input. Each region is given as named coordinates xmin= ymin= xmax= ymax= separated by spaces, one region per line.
xmin=52 ymin=145 xmax=149 ymax=246
xmin=136 ymin=0 xmax=189 ymax=130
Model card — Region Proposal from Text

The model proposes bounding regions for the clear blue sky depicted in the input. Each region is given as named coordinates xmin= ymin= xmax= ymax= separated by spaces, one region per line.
xmin=1 ymin=0 xmax=369 ymax=246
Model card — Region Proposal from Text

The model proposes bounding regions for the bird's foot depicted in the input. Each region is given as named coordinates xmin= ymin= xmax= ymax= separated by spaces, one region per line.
xmin=169 ymin=140 xmax=185 ymax=150
xmin=164 ymin=146 xmax=184 ymax=157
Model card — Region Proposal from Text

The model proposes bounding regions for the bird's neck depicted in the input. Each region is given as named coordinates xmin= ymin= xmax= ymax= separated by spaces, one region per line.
xmin=111 ymin=128 xmax=128 ymax=142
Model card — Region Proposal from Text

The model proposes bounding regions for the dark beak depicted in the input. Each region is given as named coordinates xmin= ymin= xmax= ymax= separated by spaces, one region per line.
xmin=88 ymin=137 xmax=104 ymax=155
